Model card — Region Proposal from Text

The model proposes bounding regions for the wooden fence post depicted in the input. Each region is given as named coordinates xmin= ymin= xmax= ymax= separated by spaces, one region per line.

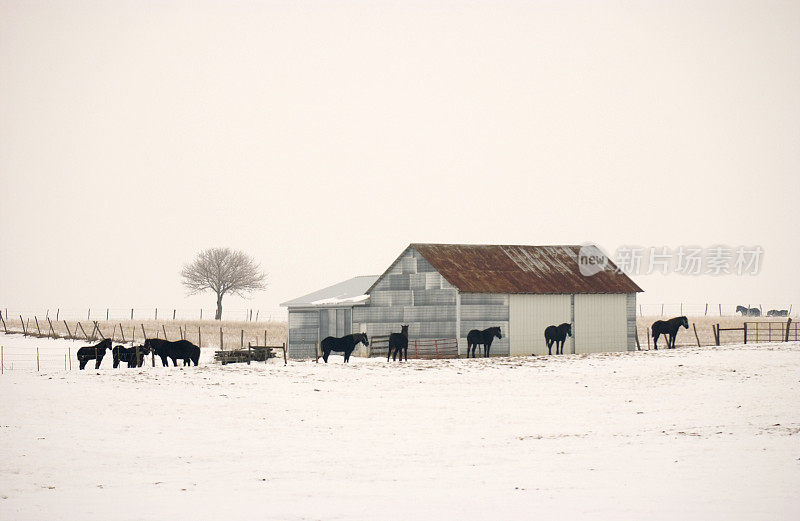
xmin=247 ymin=342 xmax=251 ymax=365
xmin=120 ymin=324 xmax=126 ymax=343
xmin=661 ymin=304 xmax=664 ymax=316
xmin=719 ymin=304 xmax=722 ymax=316
xmin=34 ymin=316 xmax=42 ymax=336
xmin=220 ymin=328 xmax=223 ymax=351
xmin=162 ymin=324 xmax=168 ymax=340
xmin=282 ymin=342 xmax=287 ymax=365
xmin=0 ymin=313 xmax=6 ymax=334
xmin=634 ymin=327 xmax=641 ymax=350
xmin=241 ymin=329 xmax=244 ymax=348
xmin=47 ymin=317 xmax=56 ymax=339
xmin=743 ymin=323 xmax=748 ymax=344
xmin=155 ymin=308 xmax=158 ymax=321
xmin=198 ymin=326 xmax=202 ymax=348
xmin=646 ymin=329 xmax=651 ymax=350
xmin=693 ymin=323 xmax=701 ymax=347
xmin=173 ymin=309 xmax=176 ymax=320
xmin=786 ymin=318 xmax=793 ymax=343
xmin=705 ymin=303 xmax=708 ymax=316
xmin=106 ymin=308 xmax=109 ymax=321
xmin=68 ymin=347 xmax=71 ymax=370
xmin=88 ymin=309 xmax=91 ymax=320
xmin=131 ymin=308 xmax=134 ymax=320
xmin=20 ymin=315 xmax=28 ymax=336
xmin=63 ymin=321 xmax=73 ymax=339
xmin=56 ymin=309 xmax=60 ymax=321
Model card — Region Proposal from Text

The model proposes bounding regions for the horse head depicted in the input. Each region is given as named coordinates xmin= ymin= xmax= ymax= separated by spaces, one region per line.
xmin=101 ymin=338 xmax=113 ymax=350
xmin=400 ymin=325 xmax=409 ymax=337
xmin=680 ymin=316 xmax=689 ymax=329
xmin=563 ymin=323 xmax=573 ymax=337
xmin=492 ymin=327 xmax=502 ymax=339
xmin=359 ymin=333 xmax=369 ymax=346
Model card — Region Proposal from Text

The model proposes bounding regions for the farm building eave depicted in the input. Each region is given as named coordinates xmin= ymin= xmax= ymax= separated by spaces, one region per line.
xmin=366 ymin=243 xmax=643 ymax=295
xmin=280 ymin=275 xmax=378 ymax=308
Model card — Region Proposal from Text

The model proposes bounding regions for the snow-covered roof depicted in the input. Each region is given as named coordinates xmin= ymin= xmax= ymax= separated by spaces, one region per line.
xmin=280 ymin=275 xmax=378 ymax=308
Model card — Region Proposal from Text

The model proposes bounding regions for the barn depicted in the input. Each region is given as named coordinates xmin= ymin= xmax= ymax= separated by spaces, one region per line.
xmin=281 ymin=275 xmax=378 ymax=359
xmin=283 ymin=243 xmax=643 ymax=358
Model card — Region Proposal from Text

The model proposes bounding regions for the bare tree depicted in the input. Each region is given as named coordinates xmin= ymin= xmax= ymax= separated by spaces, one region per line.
xmin=181 ymin=248 xmax=267 ymax=320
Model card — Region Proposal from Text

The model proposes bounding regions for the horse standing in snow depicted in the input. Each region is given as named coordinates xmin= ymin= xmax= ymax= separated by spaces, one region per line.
xmin=320 ymin=333 xmax=369 ymax=363
xmin=651 ymin=316 xmax=689 ymax=349
xmin=144 ymin=338 xmax=200 ymax=367
xmin=388 ymin=325 xmax=409 ymax=362
xmin=544 ymin=323 xmax=572 ymax=355
xmin=466 ymin=327 xmax=502 ymax=358
xmin=76 ymin=338 xmax=113 ymax=370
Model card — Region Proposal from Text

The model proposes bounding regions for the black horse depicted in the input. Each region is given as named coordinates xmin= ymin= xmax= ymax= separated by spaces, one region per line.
xmin=544 ymin=323 xmax=572 ymax=355
xmin=767 ymin=309 xmax=789 ymax=317
xmin=144 ymin=338 xmax=200 ymax=367
xmin=76 ymin=338 xmax=113 ymax=370
xmin=388 ymin=325 xmax=409 ymax=362
xmin=466 ymin=327 xmax=502 ymax=358
xmin=320 ymin=333 xmax=369 ymax=363
xmin=736 ymin=305 xmax=761 ymax=317
xmin=651 ymin=316 xmax=689 ymax=350
xmin=112 ymin=344 xmax=149 ymax=368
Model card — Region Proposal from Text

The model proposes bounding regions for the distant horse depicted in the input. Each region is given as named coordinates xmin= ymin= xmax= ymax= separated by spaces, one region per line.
xmin=651 ymin=316 xmax=689 ymax=350
xmin=76 ymin=338 xmax=113 ymax=370
xmin=767 ymin=309 xmax=789 ymax=317
xmin=736 ymin=305 xmax=761 ymax=317
xmin=144 ymin=338 xmax=200 ymax=367
xmin=467 ymin=327 xmax=502 ymax=358
xmin=112 ymin=345 xmax=149 ymax=368
xmin=544 ymin=323 xmax=572 ymax=355
xmin=320 ymin=333 xmax=369 ymax=363
xmin=388 ymin=325 xmax=409 ymax=362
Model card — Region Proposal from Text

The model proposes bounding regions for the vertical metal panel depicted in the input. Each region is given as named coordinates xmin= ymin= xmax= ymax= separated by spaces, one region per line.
xmin=626 ymin=293 xmax=637 ymax=351
xmin=509 ymin=294 xmax=571 ymax=356
xmin=574 ymin=294 xmax=627 ymax=353
xmin=287 ymin=309 xmax=320 ymax=359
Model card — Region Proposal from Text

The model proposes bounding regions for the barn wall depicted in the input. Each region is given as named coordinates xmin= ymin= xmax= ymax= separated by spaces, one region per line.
xmin=573 ymin=294 xmax=628 ymax=353
xmin=626 ymin=293 xmax=637 ymax=351
xmin=460 ymin=293 xmax=510 ymax=356
xmin=354 ymin=247 xmax=458 ymax=343
xmin=508 ymin=294 xmax=572 ymax=355
xmin=287 ymin=308 xmax=319 ymax=359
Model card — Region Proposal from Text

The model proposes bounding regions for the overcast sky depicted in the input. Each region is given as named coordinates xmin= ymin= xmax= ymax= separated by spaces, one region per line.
xmin=1 ymin=0 xmax=798 ymax=320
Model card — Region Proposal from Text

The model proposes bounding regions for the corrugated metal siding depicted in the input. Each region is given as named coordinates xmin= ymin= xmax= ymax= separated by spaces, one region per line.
xmin=626 ymin=293 xmax=637 ymax=351
xmin=574 ymin=294 xmax=627 ymax=353
xmin=359 ymin=247 xmax=458 ymax=350
xmin=509 ymin=294 xmax=572 ymax=356
xmin=287 ymin=309 xmax=319 ymax=359
xmin=460 ymin=293 xmax=509 ymax=356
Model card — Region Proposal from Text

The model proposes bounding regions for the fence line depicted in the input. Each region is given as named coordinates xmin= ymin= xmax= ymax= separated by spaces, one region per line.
xmin=0 ymin=307 xmax=284 ymax=323
xmin=637 ymin=303 xmax=794 ymax=317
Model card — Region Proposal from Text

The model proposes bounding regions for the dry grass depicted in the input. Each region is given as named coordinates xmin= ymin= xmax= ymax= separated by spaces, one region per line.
xmin=1 ymin=316 xmax=287 ymax=350
xmin=636 ymin=315 xmax=795 ymax=349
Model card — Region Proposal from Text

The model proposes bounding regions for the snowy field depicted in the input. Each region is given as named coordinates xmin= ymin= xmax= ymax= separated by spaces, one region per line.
xmin=1 ymin=334 xmax=799 ymax=520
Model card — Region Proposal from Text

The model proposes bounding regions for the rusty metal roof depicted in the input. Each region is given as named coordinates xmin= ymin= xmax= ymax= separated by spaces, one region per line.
xmin=409 ymin=243 xmax=643 ymax=294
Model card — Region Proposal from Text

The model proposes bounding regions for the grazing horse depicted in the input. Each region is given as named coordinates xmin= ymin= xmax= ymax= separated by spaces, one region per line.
xmin=112 ymin=345 xmax=149 ymax=368
xmin=467 ymin=327 xmax=502 ymax=358
xmin=544 ymin=323 xmax=572 ymax=355
xmin=651 ymin=316 xmax=689 ymax=350
xmin=76 ymin=338 xmax=113 ymax=370
xmin=388 ymin=325 xmax=409 ymax=362
xmin=144 ymin=338 xmax=200 ymax=367
xmin=767 ymin=309 xmax=789 ymax=317
xmin=736 ymin=305 xmax=761 ymax=317
xmin=320 ymin=333 xmax=369 ymax=363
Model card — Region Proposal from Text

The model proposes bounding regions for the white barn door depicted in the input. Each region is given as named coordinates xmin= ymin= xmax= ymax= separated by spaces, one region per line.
xmin=574 ymin=294 xmax=627 ymax=353
xmin=509 ymin=294 xmax=572 ymax=356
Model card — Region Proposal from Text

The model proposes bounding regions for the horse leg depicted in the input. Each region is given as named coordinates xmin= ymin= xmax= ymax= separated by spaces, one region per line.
xmin=95 ymin=356 xmax=102 ymax=369
xmin=546 ymin=339 xmax=552 ymax=356
xmin=79 ymin=359 xmax=86 ymax=370
xmin=403 ymin=347 xmax=408 ymax=361
xmin=653 ymin=333 xmax=659 ymax=350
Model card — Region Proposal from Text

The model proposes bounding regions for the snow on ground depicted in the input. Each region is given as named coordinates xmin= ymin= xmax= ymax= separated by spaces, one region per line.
xmin=1 ymin=333 xmax=799 ymax=520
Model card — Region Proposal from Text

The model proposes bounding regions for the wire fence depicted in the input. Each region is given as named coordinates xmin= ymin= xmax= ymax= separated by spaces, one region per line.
xmin=0 ymin=306 xmax=286 ymax=323
xmin=637 ymin=303 xmax=794 ymax=317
